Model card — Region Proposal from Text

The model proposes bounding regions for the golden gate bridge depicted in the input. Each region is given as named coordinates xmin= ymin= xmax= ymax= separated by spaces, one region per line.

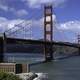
xmin=0 ymin=5 xmax=80 ymax=62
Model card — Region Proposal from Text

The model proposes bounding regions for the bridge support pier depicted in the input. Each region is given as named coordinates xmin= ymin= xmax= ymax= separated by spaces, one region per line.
xmin=44 ymin=43 xmax=53 ymax=62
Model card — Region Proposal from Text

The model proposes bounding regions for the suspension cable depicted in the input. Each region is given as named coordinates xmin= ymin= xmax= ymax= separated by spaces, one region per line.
xmin=6 ymin=22 xmax=32 ymax=36
xmin=54 ymin=20 xmax=71 ymax=42
xmin=5 ymin=21 xmax=26 ymax=33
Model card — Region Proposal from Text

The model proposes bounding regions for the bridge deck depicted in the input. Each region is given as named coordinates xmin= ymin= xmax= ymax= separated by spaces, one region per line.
xmin=0 ymin=37 xmax=79 ymax=48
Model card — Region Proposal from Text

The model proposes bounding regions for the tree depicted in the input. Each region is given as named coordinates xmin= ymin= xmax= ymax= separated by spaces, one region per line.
xmin=0 ymin=72 xmax=22 ymax=80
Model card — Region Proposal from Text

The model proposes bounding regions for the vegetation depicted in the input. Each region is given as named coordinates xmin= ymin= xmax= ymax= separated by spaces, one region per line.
xmin=0 ymin=72 xmax=22 ymax=80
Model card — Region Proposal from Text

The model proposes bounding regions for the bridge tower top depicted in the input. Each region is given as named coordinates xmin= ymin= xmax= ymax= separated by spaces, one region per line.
xmin=44 ymin=4 xmax=53 ymax=41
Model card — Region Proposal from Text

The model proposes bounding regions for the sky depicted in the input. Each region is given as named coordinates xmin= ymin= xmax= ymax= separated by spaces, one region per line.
xmin=0 ymin=0 xmax=80 ymax=43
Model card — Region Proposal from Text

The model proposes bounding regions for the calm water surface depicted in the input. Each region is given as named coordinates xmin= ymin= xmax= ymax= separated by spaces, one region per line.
xmin=4 ymin=53 xmax=44 ymax=63
xmin=4 ymin=53 xmax=80 ymax=80
xmin=30 ymin=56 xmax=80 ymax=80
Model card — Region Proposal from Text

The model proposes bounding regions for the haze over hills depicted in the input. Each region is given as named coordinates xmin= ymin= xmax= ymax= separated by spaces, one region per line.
xmin=6 ymin=43 xmax=78 ymax=56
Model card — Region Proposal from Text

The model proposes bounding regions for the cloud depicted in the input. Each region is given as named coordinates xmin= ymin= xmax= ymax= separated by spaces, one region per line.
xmin=0 ymin=0 xmax=9 ymax=11
xmin=0 ymin=0 xmax=28 ymax=17
xmin=0 ymin=17 xmax=8 ymax=22
xmin=57 ymin=20 xmax=80 ymax=32
xmin=0 ymin=17 xmax=29 ymax=32
xmin=22 ymin=0 xmax=67 ymax=8
xmin=53 ymin=20 xmax=80 ymax=42
xmin=0 ymin=0 xmax=67 ymax=11
xmin=0 ymin=15 xmax=80 ymax=42
xmin=33 ymin=15 xmax=80 ymax=42
xmin=0 ymin=17 xmax=9 ymax=32
xmin=14 ymin=9 xmax=28 ymax=17
xmin=34 ymin=14 xmax=56 ymax=26
xmin=0 ymin=4 xmax=8 ymax=11
xmin=29 ymin=14 xmax=57 ymax=39
xmin=9 ymin=7 xmax=28 ymax=17
xmin=0 ymin=17 xmax=33 ymax=39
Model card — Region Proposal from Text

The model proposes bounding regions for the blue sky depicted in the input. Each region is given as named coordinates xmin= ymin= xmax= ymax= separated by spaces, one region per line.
xmin=55 ymin=0 xmax=80 ymax=22
xmin=0 ymin=0 xmax=80 ymax=43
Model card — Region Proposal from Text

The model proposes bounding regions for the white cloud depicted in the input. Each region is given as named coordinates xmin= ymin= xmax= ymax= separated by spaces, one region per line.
xmin=0 ymin=17 xmax=8 ymax=22
xmin=22 ymin=0 xmax=67 ymax=8
xmin=57 ymin=20 xmax=80 ymax=32
xmin=33 ymin=14 xmax=56 ymax=26
xmin=0 ymin=15 xmax=53 ymax=39
xmin=15 ymin=9 xmax=28 ymax=17
xmin=53 ymin=20 xmax=80 ymax=42
xmin=0 ymin=17 xmax=33 ymax=39
xmin=0 ymin=0 xmax=9 ymax=11
xmin=0 ymin=17 xmax=26 ymax=32
xmin=0 ymin=4 xmax=8 ymax=11
xmin=0 ymin=0 xmax=28 ymax=17
xmin=0 ymin=17 xmax=9 ymax=32
xmin=33 ymin=15 xmax=80 ymax=42
xmin=29 ymin=14 xmax=57 ymax=39
xmin=0 ymin=15 xmax=80 ymax=42
xmin=9 ymin=8 xmax=28 ymax=17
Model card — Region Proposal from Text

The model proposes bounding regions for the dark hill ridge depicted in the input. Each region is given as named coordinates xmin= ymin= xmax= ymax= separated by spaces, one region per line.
xmin=6 ymin=44 xmax=78 ymax=55
xmin=6 ymin=44 xmax=44 ymax=53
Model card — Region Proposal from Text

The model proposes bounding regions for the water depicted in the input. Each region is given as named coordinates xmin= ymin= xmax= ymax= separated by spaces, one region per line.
xmin=30 ymin=56 xmax=80 ymax=80
xmin=4 ymin=53 xmax=80 ymax=80
xmin=4 ymin=52 xmax=68 ymax=63
xmin=4 ymin=53 xmax=44 ymax=63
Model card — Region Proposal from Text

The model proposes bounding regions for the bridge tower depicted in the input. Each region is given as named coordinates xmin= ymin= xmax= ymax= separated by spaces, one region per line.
xmin=78 ymin=35 xmax=80 ymax=55
xmin=78 ymin=35 xmax=80 ymax=44
xmin=44 ymin=5 xmax=53 ymax=61
xmin=0 ymin=33 xmax=6 ymax=62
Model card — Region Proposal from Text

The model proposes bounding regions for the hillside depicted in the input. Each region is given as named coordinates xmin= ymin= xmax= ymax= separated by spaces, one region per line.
xmin=6 ymin=44 xmax=78 ymax=55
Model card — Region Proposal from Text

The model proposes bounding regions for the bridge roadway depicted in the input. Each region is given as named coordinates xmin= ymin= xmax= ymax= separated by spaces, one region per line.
xmin=1 ymin=37 xmax=80 ymax=48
